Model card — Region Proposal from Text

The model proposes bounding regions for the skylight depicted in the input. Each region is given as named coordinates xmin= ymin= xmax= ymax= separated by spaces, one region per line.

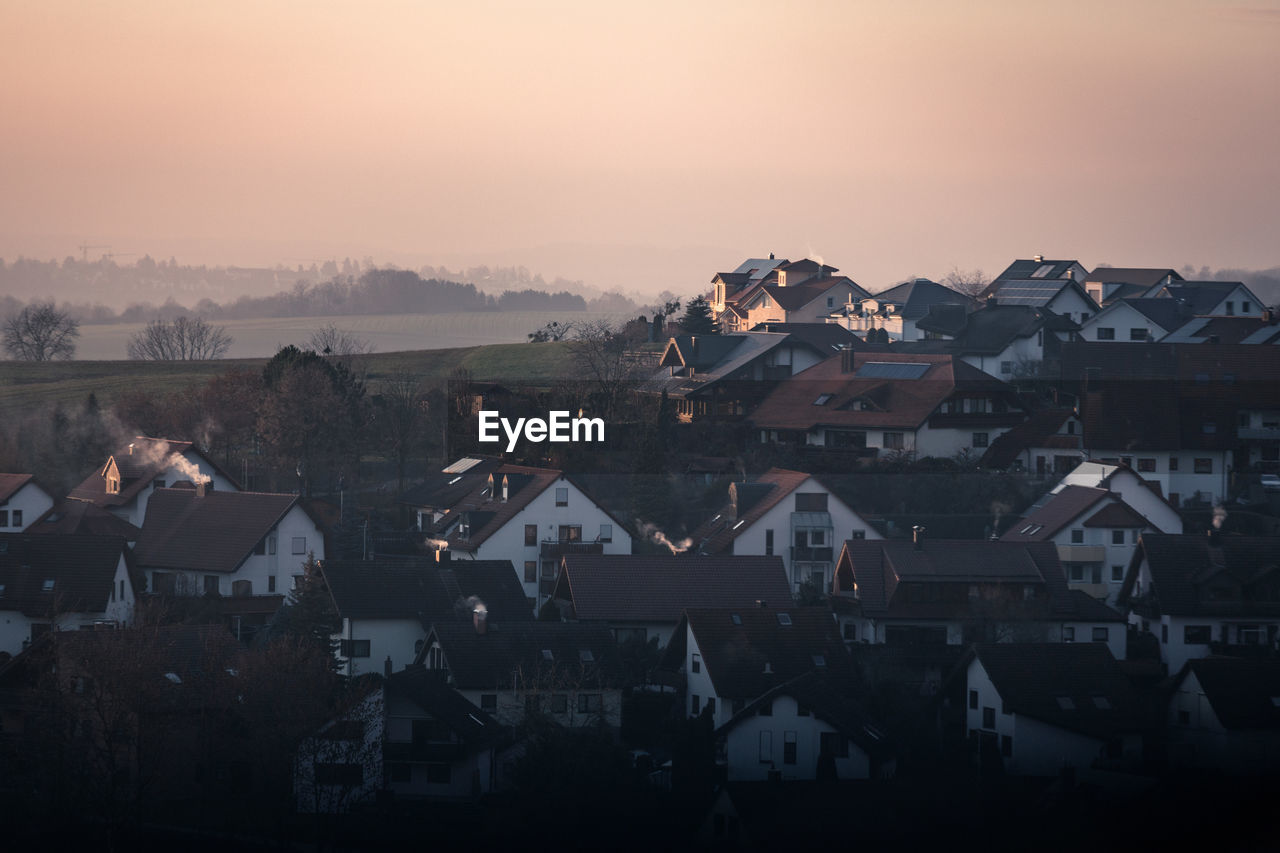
xmin=811 ymin=654 xmax=826 ymax=667
xmin=164 ymin=672 xmax=183 ymax=684
xmin=730 ymin=612 xmax=742 ymax=625
xmin=1055 ymin=696 xmax=1076 ymax=710
xmin=732 ymin=519 xmax=746 ymax=530
xmin=579 ymin=649 xmax=595 ymax=663
xmin=42 ymin=579 xmax=55 ymax=593
xmin=447 ymin=476 xmax=462 ymax=485
xmin=776 ymin=613 xmax=792 ymax=626
xmin=813 ymin=394 xmax=833 ymax=406
xmin=1092 ymin=696 xmax=1112 ymax=710
xmin=541 ymin=649 xmax=554 ymax=661
xmin=855 ymin=362 xmax=930 ymax=380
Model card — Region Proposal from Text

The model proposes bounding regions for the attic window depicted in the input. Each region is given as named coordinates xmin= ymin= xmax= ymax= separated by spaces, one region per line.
xmin=541 ymin=649 xmax=554 ymax=662
xmin=107 ymin=476 xmax=120 ymax=495
xmin=776 ymin=613 xmax=792 ymax=626
xmin=1091 ymin=696 xmax=1112 ymax=710
xmin=579 ymin=649 xmax=594 ymax=663
xmin=811 ymin=654 xmax=826 ymax=668
xmin=730 ymin=612 xmax=742 ymax=625
xmin=1055 ymin=696 xmax=1076 ymax=711
xmin=164 ymin=673 xmax=182 ymax=684
xmin=42 ymin=579 xmax=55 ymax=593
xmin=813 ymin=394 xmax=833 ymax=406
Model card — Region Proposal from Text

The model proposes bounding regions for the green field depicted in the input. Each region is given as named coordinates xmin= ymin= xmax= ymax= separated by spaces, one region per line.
xmin=0 ymin=341 xmax=583 ymax=419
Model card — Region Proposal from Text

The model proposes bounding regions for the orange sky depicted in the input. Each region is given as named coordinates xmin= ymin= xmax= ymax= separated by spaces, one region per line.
xmin=2 ymin=0 xmax=1278 ymax=294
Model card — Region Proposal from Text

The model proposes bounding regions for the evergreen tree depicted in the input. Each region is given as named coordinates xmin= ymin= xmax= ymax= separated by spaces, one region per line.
xmin=272 ymin=554 xmax=340 ymax=668
xmin=679 ymin=295 xmax=717 ymax=335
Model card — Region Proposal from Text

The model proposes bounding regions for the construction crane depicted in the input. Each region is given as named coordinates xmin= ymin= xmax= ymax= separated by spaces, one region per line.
xmin=77 ymin=243 xmax=111 ymax=262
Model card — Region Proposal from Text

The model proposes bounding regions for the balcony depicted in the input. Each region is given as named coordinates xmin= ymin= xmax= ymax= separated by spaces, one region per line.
xmin=791 ymin=546 xmax=834 ymax=563
xmin=539 ymin=539 xmax=605 ymax=559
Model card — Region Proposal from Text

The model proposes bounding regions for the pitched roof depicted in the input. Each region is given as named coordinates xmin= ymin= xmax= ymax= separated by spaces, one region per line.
xmin=554 ymin=554 xmax=792 ymax=624
xmin=322 ymin=559 xmax=531 ymax=626
xmin=423 ymin=621 xmax=622 ymax=691
xmin=867 ymin=279 xmax=977 ymax=320
xmin=67 ymin=436 xmax=236 ymax=509
xmin=1109 ymin=298 xmax=1191 ymax=331
xmin=1156 ymin=281 xmax=1257 ymax=314
xmin=689 ymin=468 xmax=819 ymax=554
xmin=743 ymin=277 xmax=864 ymax=313
xmin=384 ymin=665 xmax=504 ymax=751
xmin=730 ymin=257 xmax=788 ymax=281
xmin=0 ymin=533 xmax=128 ymax=617
xmin=968 ymin=643 xmax=1146 ymax=738
xmin=1179 ymin=658 xmax=1280 ymax=731
xmin=134 ymin=488 xmax=300 ymax=574
xmin=398 ymin=457 xmax=504 ymax=512
xmin=1161 ymin=316 xmax=1280 ymax=345
xmin=684 ymin=606 xmax=852 ymax=700
xmin=1000 ymin=486 xmax=1111 ymax=542
xmin=747 ymin=323 xmax=862 ymax=353
xmin=1120 ymin=534 xmax=1280 ymax=618
xmin=920 ymin=304 xmax=1076 ymax=355
xmin=1084 ymin=267 xmax=1182 ymax=290
xmin=0 ymin=474 xmax=36 ymax=504
xmin=27 ymin=499 xmax=143 ymax=539
xmin=978 ymin=408 xmax=1078 ymax=469
xmin=445 ymin=464 xmax=572 ymax=552
xmin=991 ymin=258 xmax=1083 ymax=284
xmin=647 ymin=332 xmax=795 ymax=398
xmin=984 ymin=278 xmax=1098 ymax=310
xmin=748 ymin=352 xmax=1012 ymax=433
xmin=1081 ymin=501 xmax=1150 ymax=529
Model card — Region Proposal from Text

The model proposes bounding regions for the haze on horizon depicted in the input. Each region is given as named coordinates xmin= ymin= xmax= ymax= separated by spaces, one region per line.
xmin=3 ymin=0 xmax=1278 ymax=297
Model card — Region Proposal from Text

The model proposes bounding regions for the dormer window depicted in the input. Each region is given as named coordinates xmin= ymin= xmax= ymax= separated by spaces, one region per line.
xmin=107 ymin=476 xmax=120 ymax=495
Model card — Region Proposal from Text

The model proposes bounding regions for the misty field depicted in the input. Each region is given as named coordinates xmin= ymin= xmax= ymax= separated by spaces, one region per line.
xmin=73 ymin=311 xmax=631 ymax=360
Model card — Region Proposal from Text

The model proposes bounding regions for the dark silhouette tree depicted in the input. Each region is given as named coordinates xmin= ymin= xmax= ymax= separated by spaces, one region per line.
xmin=3 ymin=301 xmax=79 ymax=360
xmin=679 ymin=295 xmax=717 ymax=335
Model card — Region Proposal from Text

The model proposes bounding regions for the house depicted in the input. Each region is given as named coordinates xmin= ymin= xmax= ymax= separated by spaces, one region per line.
xmin=663 ymin=606 xmax=853 ymax=728
xmin=440 ymin=464 xmax=632 ymax=613
xmin=732 ymin=276 xmax=870 ymax=330
xmin=914 ymin=302 xmax=1078 ymax=378
xmin=1160 ymin=314 xmax=1280 ymax=346
xmin=1165 ymin=657 xmax=1280 ymax=774
xmin=983 ymin=258 xmax=1099 ymax=325
xmin=26 ymin=499 xmax=142 ymax=540
xmin=0 ymin=533 xmax=135 ymax=656
xmin=550 ymin=554 xmax=793 ymax=648
xmin=1083 ymin=267 xmax=1182 ymax=307
xmin=66 ymin=436 xmax=240 ymax=527
xmin=978 ymin=407 xmax=1084 ymax=477
xmin=417 ymin=620 xmax=624 ymax=729
xmin=715 ymin=671 xmax=893 ymax=782
xmin=833 ymin=535 xmax=1126 ymax=659
xmin=398 ymin=456 xmax=504 ymax=535
xmin=1078 ymin=298 xmax=1192 ymax=343
xmin=296 ymin=666 xmax=506 ymax=812
xmin=688 ymin=468 xmax=880 ymax=593
xmin=322 ymin=557 xmax=531 ymax=677
xmin=1118 ymin=533 xmax=1280 ymax=675
xmin=827 ymin=278 xmax=977 ymax=342
xmin=1145 ymin=280 xmax=1265 ymax=318
xmin=958 ymin=643 xmax=1146 ymax=776
xmin=711 ymin=257 xmax=842 ymax=331
xmin=134 ymin=485 xmax=325 ymax=640
xmin=1054 ymin=460 xmax=1184 ymax=534
xmin=1000 ymin=485 xmax=1165 ymax=605
xmin=751 ymin=351 xmax=1028 ymax=461
xmin=645 ymin=330 xmax=849 ymax=422
xmin=0 ymin=475 xmax=53 ymax=533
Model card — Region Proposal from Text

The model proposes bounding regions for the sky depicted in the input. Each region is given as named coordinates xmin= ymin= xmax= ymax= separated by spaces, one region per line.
xmin=2 ymin=0 xmax=1279 ymax=296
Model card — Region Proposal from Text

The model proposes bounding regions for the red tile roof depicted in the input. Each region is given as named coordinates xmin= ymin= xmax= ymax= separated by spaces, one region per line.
xmin=67 ymin=437 xmax=237 ymax=509
xmin=0 ymin=474 xmax=35 ymax=504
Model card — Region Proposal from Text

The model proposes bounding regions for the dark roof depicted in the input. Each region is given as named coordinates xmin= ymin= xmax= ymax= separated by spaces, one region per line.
xmin=1120 ymin=534 xmax=1280 ymax=618
xmin=1157 ymin=281 xmax=1254 ymax=315
xmin=134 ymin=488 xmax=300 ymax=574
xmin=690 ymin=468 xmax=831 ymax=555
xmin=384 ymin=664 xmax=504 ymax=751
xmin=1084 ymin=267 xmax=1182 ymax=289
xmin=67 ymin=437 xmax=237 ymax=509
xmin=422 ymin=621 xmax=622 ymax=691
xmin=1081 ymin=501 xmax=1150 ymax=529
xmin=868 ymin=279 xmax=977 ymax=320
xmin=1179 ymin=658 xmax=1280 ymax=731
xmin=748 ymin=323 xmax=862 ymax=353
xmin=743 ymin=277 xmax=865 ymax=313
xmin=978 ymin=408 xmax=1077 ymax=469
xmin=0 ymin=473 xmax=37 ymax=504
xmin=0 ymin=533 xmax=129 ymax=617
xmin=717 ymin=671 xmax=892 ymax=759
xmin=1109 ymin=298 xmax=1191 ymax=331
xmin=991 ymin=258 xmax=1083 ymax=284
xmin=446 ymin=465 xmax=600 ymax=552
xmin=920 ymin=304 xmax=1076 ymax=356
xmin=27 ymin=499 xmax=143 ymax=539
xmin=983 ymin=278 xmax=1098 ymax=311
xmin=1000 ymin=486 xmax=1110 ymax=542
xmin=554 ymin=554 xmax=792 ymax=624
xmin=967 ymin=643 xmax=1146 ymax=738
xmin=683 ymin=606 xmax=852 ymax=700
xmin=1162 ymin=316 xmax=1280 ymax=345
xmin=398 ymin=457 xmax=504 ymax=512
xmin=322 ymin=559 xmax=531 ymax=626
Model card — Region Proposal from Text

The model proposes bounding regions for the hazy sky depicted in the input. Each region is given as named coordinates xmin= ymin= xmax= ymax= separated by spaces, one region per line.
xmin=3 ymin=0 xmax=1278 ymax=294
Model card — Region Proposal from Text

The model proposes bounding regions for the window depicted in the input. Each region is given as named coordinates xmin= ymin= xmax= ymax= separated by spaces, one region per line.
xmin=152 ymin=572 xmax=176 ymax=595
xmin=813 ymin=393 xmax=833 ymax=406
xmin=153 ymin=478 xmax=166 ymax=490
xmin=827 ymin=296 xmax=834 ymax=308
xmin=253 ymin=538 xmax=266 ymax=556
xmin=765 ymin=529 xmax=774 ymax=556
xmin=1063 ymin=626 xmax=1075 ymax=642
xmin=1092 ymin=696 xmax=1112 ymax=710
xmin=1056 ymin=696 xmax=1076 ymax=710
xmin=598 ymin=524 xmax=612 ymax=543
xmin=1069 ymin=564 xmax=1084 ymax=582
xmin=1184 ymin=625 xmax=1211 ymax=644
xmin=1111 ymin=565 xmax=1124 ymax=582
xmin=1112 ymin=530 xmax=1125 ymax=545
xmin=525 ymin=524 xmax=538 ymax=546
xmin=883 ymin=432 xmax=904 ymax=450
xmin=550 ymin=694 xmax=568 ymax=713
xmin=972 ymin=433 xmax=989 ymax=449
xmin=794 ymin=493 xmax=828 ymax=512
xmin=706 ymin=697 xmax=715 ymax=716
xmin=1194 ymin=458 xmax=1213 ymax=474
xmin=107 ymin=476 xmax=120 ymax=494
xmin=969 ymin=689 xmax=978 ymax=710
xmin=1096 ymin=327 xmax=1115 ymax=340
xmin=339 ymin=639 xmax=370 ymax=658
xmin=1001 ymin=735 xmax=1013 ymax=758
xmin=691 ymin=653 xmax=701 ymax=674
xmin=1161 ymin=624 xmax=1168 ymax=643
xmin=268 ymin=536 xmax=276 ymax=555
xmin=1092 ymin=627 xmax=1109 ymax=642
xmin=776 ymin=612 xmax=792 ymax=626
xmin=982 ymin=707 xmax=995 ymax=729
xmin=292 ymin=537 xmax=306 ymax=555
xmin=783 ymin=731 xmax=797 ymax=764
xmin=204 ymin=575 xmax=220 ymax=597
xmin=1169 ymin=456 xmax=1178 ymax=471
xmin=759 ymin=731 xmax=772 ymax=762
xmin=10 ymin=510 xmax=20 ymax=528
xmin=578 ymin=693 xmax=601 ymax=714
xmin=1243 ymin=301 xmax=1252 ymax=313
xmin=1071 ymin=529 xmax=1084 ymax=544
xmin=758 ymin=699 xmax=773 ymax=717
xmin=1129 ymin=328 xmax=1147 ymax=341
xmin=558 ymin=524 xmax=582 ymax=541
xmin=426 ymin=763 xmax=451 ymax=784
xmin=1091 ymin=564 xmax=1102 ymax=584
xmin=0 ymin=510 xmax=7 ymax=527
xmin=555 ymin=487 xmax=568 ymax=507
xmin=231 ymin=579 xmax=252 ymax=597
xmin=523 ymin=561 xmax=537 ymax=583
xmin=1226 ymin=301 xmax=1235 ymax=315
xmin=810 ymin=530 xmax=826 ymax=546
xmin=120 ymin=579 xmax=125 ymax=600
xmin=1001 ymin=361 xmax=1013 ymax=375
xmin=820 ymin=732 xmax=848 ymax=758
xmin=480 ymin=694 xmax=497 ymax=712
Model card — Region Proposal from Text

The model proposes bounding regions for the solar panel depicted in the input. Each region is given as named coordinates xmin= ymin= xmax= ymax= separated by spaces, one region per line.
xmin=443 ymin=457 xmax=484 ymax=474
xmin=855 ymin=362 xmax=930 ymax=379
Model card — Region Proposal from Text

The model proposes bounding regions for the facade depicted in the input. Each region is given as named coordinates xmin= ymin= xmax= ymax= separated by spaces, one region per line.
xmin=827 ymin=278 xmax=976 ymax=342
xmin=0 ymin=475 xmax=54 ymax=533
xmin=1165 ymin=658 xmax=1280 ymax=774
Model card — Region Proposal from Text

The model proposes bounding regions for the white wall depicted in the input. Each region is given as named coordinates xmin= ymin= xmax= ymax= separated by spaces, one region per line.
xmin=336 ymin=617 xmax=424 ymax=678
xmin=0 ymin=553 xmax=134 ymax=657
xmin=0 ymin=482 xmax=53 ymax=532
xmin=723 ymin=694 xmax=872 ymax=781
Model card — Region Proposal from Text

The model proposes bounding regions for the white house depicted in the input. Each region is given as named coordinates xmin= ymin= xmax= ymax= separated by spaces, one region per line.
xmin=827 ymin=278 xmax=976 ymax=342
xmin=1078 ymin=298 xmax=1189 ymax=343
xmin=1165 ymin=657 xmax=1280 ymax=775
xmin=689 ymin=468 xmax=880 ymax=593
xmin=960 ymin=643 xmax=1145 ymax=776
xmin=715 ymin=672 xmax=893 ymax=782
xmin=914 ymin=303 xmax=1079 ymax=380
xmin=442 ymin=465 xmax=632 ymax=614
xmin=734 ymin=276 xmax=869 ymax=329
xmin=67 ymin=436 xmax=240 ymax=527
xmin=984 ymin=258 xmax=1097 ymax=325
xmin=0 ymin=474 xmax=54 ymax=532
xmin=0 ymin=533 xmax=135 ymax=657
xmin=1146 ymin=280 xmax=1265 ymax=318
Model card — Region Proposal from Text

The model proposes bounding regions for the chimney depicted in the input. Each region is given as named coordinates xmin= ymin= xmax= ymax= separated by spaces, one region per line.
xmin=769 ymin=252 xmax=775 ymax=260
xmin=435 ymin=549 xmax=451 ymax=564
xmin=473 ymin=604 xmax=488 ymax=635
xmin=912 ymin=525 xmax=926 ymax=550
xmin=1033 ymin=254 xmax=1044 ymax=263
xmin=763 ymin=662 xmax=773 ymax=674
xmin=195 ymin=480 xmax=207 ymax=498
xmin=756 ymin=599 xmax=768 ymax=609
xmin=1207 ymin=528 xmax=1221 ymax=548
xmin=384 ymin=656 xmax=392 ymax=679
xmin=128 ymin=443 xmax=135 ymax=455
xmin=986 ymin=295 xmax=997 ymax=308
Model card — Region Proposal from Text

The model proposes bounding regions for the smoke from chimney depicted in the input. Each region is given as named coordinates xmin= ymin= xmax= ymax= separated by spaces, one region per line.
xmin=640 ymin=523 xmax=691 ymax=554
xmin=470 ymin=598 xmax=488 ymax=635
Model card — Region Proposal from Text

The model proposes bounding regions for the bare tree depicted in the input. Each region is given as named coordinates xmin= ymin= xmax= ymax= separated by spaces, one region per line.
xmin=567 ymin=320 xmax=642 ymax=420
xmin=941 ymin=266 xmax=990 ymax=299
xmin=126 ymin=315 xmax=233 ymax=360
xmin=308 ymin=323 xmax=373 ymax=359
xmin=3 ymin=300 xmax=80 ymax=360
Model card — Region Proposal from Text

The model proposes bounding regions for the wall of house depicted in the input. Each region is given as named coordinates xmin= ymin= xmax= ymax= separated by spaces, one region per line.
xmin=456 ymin=686 xmax=622 ymax=729
xmin=915 ymin=423 xmax=1015 ymax=460
xmin=1050 ymin=521 xmax=1144 ymax=606
xmin=1081 ymin=451 xmax=1230 ymax=506
xmin=1045 ymin=289 xmax=1097 ymax=326
xmin=0 ymin=554 xmax=134 ymax=656
xmin=1080 ymin=303 xmax=1166 ymax=343
xmin=961 ymin=335 xmax=1045 ymax=378
xmin=383 ymin=691 xmax=493 ymax=799
xmin=464 ymin=478 xmax=631 ymax=613
xmin=336 ymin=617 xmax=424 ymax=678
xmin=723 ymin=694 xmax=872 ymax=782
xmin=0 ymin=483 xmax=53 ymax=532
xmin=684 ymin=627 xmax=731 ymax=729
xmin=1054 ymin=622 xmax=1126 ymax=660
xmin=1166 ymin=670 xmax=1280 ymax=774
